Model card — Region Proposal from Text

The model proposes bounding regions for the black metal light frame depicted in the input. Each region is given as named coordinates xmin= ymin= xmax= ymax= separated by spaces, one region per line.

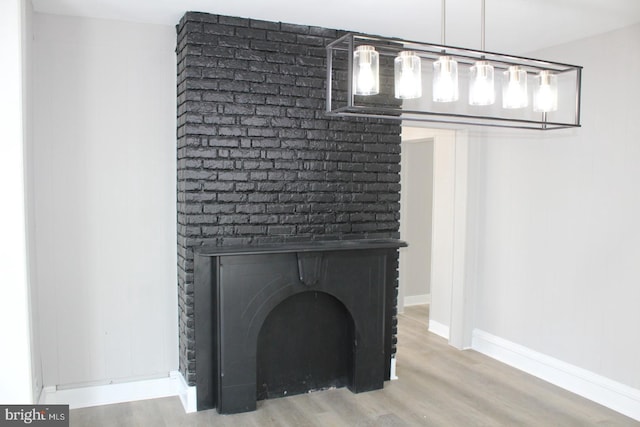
xmin=326 ymin=33 xmax=583 ymax=130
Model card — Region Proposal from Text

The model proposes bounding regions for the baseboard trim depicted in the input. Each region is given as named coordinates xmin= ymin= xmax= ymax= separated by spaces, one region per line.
xmin=175 ymin=371 xmax=197 ymax=413
xmin=390 ymin=357 xmax=398 ymax=380
xmin=39 ymin=371 xmax=197 ymax=414
xmin=404 ymin=294 xmax=431 ymax=307
xmin=472 ymin=329 xmax=640 ymax=422
xmin=428 ymin=319 xmax=450 ymax=340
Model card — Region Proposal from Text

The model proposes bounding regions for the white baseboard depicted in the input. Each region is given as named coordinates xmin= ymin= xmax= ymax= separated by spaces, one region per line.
xmin=428 ymin=319 xmax=450 ymax=339
xmin=39 ymin=371 xmax=197 ymax=414
xmin=390 ymin=357 xmax=398 ymax=380
xmin=404 ymin=294 xmax=431 ymax=307
xmin=175 ymin=371 xmax=197 ymax=413
xmin=472 ymin=329 xmax=640 ymax=422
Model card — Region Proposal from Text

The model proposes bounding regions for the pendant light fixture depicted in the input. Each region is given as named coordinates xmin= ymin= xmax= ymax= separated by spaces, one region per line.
xmin=353 ymin=45 xmax=379 ymax=96
xmin=468 ymin=0 xmax=495 ymax=106
xmin=433 ymin=56 xmax=459 ymax=102
xmin=326 ymin=1 xmax=583 ymax=130
xmin=433 ymin=0 xmax=459 ymax=102
xmin=534 ymin=70 xmax=558 ymax=112
xmin=469 ymin=61 xmax=495 ymax=105
xmin=502 ymin=65 xmax=528 ymax=109
xmin=394 ymin=51 xmax=422 ymax=99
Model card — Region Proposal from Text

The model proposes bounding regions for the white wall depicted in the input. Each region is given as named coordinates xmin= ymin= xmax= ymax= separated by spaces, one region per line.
xmin=429 ymin=130 xmax=457 ymax=336
xmin=32 ymin=13 xmax=178 ymax=388
xmin=0 ymin=0 xmax=35 ymax=404
xmin=473 ymin=23 xmax=640 ymax=390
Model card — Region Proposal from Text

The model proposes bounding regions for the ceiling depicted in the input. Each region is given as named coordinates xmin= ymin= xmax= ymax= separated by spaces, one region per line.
xmin=31 ymin=0 xmax=640 ymax=53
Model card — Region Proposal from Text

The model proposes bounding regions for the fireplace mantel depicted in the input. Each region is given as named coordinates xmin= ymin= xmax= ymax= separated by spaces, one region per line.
xmin=194 ymin=239 xmax=406 ymax=413
xmin=195 ymin=238 xmax=406 ymax=256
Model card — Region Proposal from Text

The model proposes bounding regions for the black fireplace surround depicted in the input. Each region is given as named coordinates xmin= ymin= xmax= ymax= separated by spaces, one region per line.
xmin=194 ymin=239 xmax=405 ymax=413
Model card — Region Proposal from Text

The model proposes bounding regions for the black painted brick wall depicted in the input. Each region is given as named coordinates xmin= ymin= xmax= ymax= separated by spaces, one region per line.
xmin=176 ymin=12 xmax=402 ymax=385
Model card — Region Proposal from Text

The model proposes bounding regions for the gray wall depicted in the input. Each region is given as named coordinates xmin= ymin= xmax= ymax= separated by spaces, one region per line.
xmin=31 ymin=14 xmax=178 ymax=387
xmin=473 ymin=23 xmax=640 ymax=390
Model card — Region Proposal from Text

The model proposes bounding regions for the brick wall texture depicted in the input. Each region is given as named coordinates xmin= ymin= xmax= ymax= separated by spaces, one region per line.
xmin=176 ymin=12 xmax=402 ymax=385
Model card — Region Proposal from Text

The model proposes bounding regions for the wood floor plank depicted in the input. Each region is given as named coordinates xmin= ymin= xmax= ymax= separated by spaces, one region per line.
xmin=69 ymin=305 xmax=639 ymax=426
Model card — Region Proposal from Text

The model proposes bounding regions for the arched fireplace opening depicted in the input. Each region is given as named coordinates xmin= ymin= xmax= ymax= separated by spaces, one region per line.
xmin=257 ymin=291 xmax=355 ymax=401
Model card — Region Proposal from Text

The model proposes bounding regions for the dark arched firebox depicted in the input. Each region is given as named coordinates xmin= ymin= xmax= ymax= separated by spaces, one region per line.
xmin=257 ymin=291 xmax=355 ymax=400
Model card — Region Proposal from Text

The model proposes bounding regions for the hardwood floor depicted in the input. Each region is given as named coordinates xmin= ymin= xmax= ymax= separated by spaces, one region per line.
xmin=70 ymin=305 xmax=638 ymax=426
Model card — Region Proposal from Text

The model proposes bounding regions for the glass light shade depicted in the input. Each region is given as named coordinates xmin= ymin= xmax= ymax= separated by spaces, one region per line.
xmin=433 ymin=56 xmax=459 ymax=102
xmin=353 ymin=45 xmax=379 ymax=96
xmin=533 ymin=70 xmax=558 ymax=112
xmin=502 ymin=65 xmax=528 ymax=109
xmin=469 ymin=60 xmax=495 ymax=106
xmin=394 ymin=51 xmax=422 ymax=99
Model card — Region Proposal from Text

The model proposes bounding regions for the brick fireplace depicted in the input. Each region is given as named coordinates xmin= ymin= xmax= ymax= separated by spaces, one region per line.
xmin=176 ymin=11 xmax=403 ymax=404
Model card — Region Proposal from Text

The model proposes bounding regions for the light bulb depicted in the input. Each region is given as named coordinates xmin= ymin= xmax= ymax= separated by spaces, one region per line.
xmin=433 ymin=56 xmax=459 ymax=102
xmin=533 ymin=70 xmax=558 ymax=112
xmin=358 ymin=63 xmax=375 ymax=94
xmin=502 ymin=65 xmax=528 ymax=109
xmin=353 ymin=45 xmax=379 ymax=96
xmin=394 ymin=51 xmax=422 ymax=100
xmin=469 ymin=60 xmax=495 ymax=106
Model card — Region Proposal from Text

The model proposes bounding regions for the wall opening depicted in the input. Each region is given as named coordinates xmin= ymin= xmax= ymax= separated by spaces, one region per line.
xmin=399 ymin=127 xmax=464 ymax=344
xmin=399 ymin=135 xmax=434 ymax=316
